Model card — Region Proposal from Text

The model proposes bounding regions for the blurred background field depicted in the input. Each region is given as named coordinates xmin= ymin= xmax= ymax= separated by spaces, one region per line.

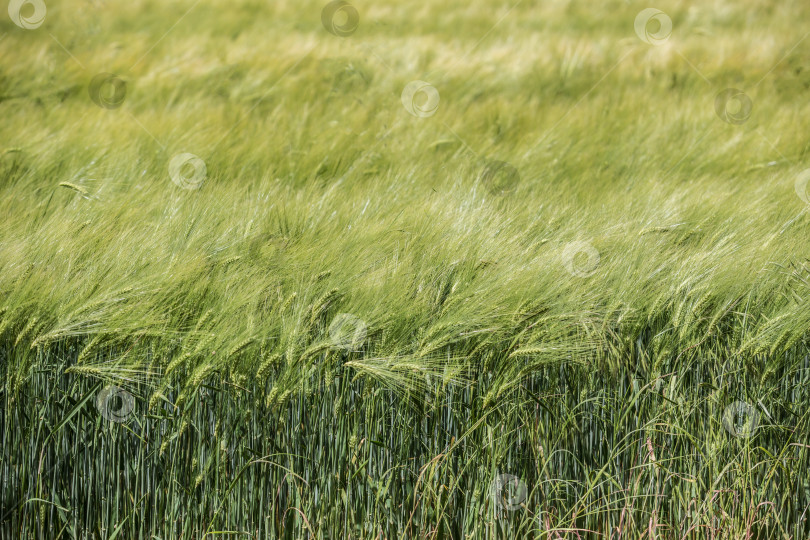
xmin=2 ymin=0 xmax=810 ymax=537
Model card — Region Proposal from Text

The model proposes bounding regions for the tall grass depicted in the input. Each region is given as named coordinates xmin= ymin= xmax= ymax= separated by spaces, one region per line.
xmin=2 ymin=0 xmax=810 ymax=537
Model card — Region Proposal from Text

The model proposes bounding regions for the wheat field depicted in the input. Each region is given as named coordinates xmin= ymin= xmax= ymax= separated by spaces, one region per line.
xmin=2 ymin=0 xmax=810 ymax=537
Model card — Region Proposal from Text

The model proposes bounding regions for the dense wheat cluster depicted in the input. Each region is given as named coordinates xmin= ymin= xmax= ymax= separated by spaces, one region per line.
xmin=2 ymin=0 xmax=810 ymax=537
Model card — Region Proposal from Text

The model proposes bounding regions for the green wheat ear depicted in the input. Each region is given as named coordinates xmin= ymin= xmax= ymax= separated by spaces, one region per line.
xmin=256 ymin=352 xmax=281 ymax=380
xmin=219 ymin=255 xmax=242 ymax=267
xmin=77 ymin=334 xmax=105 ymax=364
xmin=58 ymin=182 xmax=89 ymax=195
xmin=14 ymin=317 xmax=38 ymax=348
xmin=280 ymin=292 xmax=297 ymax=313
xmin=193 ymin=309 xmax=214 ymax=332
xmin=227 ymin=337 xmax=254 ymax=358
xmin=165 ymin=354 xmax=188 ymax=377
